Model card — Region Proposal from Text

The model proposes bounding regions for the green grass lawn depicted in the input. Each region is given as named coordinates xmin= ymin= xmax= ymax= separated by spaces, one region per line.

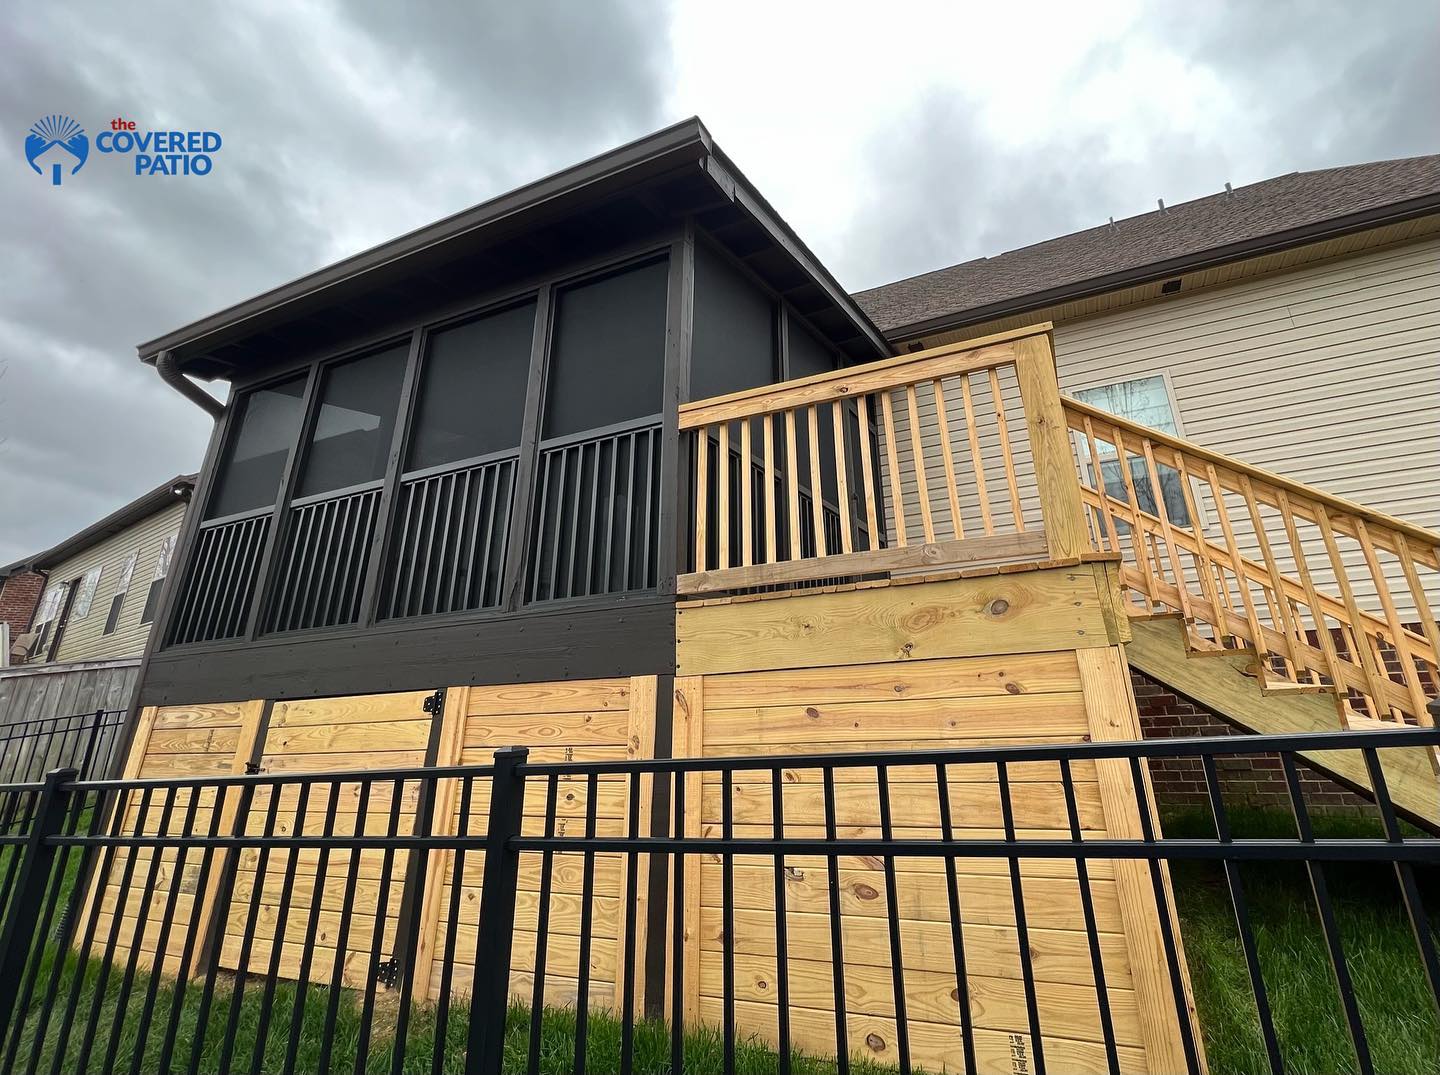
xmin=1164 ymin=807 xmax=1440 ymax=1075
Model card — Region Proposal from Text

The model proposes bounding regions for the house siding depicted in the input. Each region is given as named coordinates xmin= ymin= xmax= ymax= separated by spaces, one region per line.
xmin=45 ymin=500 xmax=188 ymax=664
xmin=1053 ymin=233 xmax=1440 ymax=616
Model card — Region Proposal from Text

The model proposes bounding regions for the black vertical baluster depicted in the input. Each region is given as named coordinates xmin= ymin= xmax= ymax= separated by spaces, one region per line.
xmin=1128 ymin=755 xmax=1203 ymax=1075
xmin=284 ymin=780 xmax=344 ymax=1074
xmin=602 ymin=440 xmax=618 ymax=595
xmin=100 ymin=785 xmax=179 ymax=1074
xmin=317 ymin=781 xmax=370 ymax=1075
xmin=72 ymin=786 xmax=153 ymax=1075
xmin=822 ymin=767 xmax=850 ymax=1075
xmin=218 ymin=784 xmax=282 ymax=1074
xmin=1361 ymin=748 xmax=1440 ymax=1018
xmin=1059 ymin=759 xmax=1118 ymax=1074
xmin=1201 ymin=754 xmax=1282 ymax=1073
xmin=998 ymin=761 xmax=1044 ymax=1074
xmin=250 ymin=780 xmax=311 ymax=1073
xmin=876 ymin=765 xmax=911 ymax=1075
xmin=573 ymin=771 xmax=599 ymax=1075
xmin=934 ymin=761 xmax=975 ymax=1074
xmin=390 ymin=776 xmax=435 ymax=1075
xmin=620 ymin=770 xmax=642 ymax=1075
xmin=354 ymin=779 xmax=406 ymax=1075
xmin=447 ymin=469 xmax=473 ymax=613
xmin=620 ymin=436 xmax=636 ymax=592
xmin=771 ymin=766 xmax=792 ymax=1075
xmin=721 ymin=769 xmax=736 ymax=1075
xmin=640 ymin=430 xmax=656 ymax=587
xmin=670 ymin=770 xmax=686 ymax=1075
xmin=432 ymin=776 xmax=473 ymax=1075
xmin=584 ymin=442 xmax=602 ymax=597
xmin=527 ymin=775 xmax=560 ymax=1075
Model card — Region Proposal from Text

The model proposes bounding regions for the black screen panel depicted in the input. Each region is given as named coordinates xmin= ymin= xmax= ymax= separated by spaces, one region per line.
xmin=296 ymin=343 xmax=408 ymax=497
xmin=691 ymin=243 xmax=776 ymax=401
xmin=206 ymin=375 xmax=307 ymax=519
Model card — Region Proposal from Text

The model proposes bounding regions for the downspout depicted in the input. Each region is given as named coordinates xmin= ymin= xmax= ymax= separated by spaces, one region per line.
xmin=154 ymin=349 xmax=224 ymax=418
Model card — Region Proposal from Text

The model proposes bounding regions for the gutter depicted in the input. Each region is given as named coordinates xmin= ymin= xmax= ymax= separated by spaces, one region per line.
xmin=879 ymin=189 xmax=1440 ymax=343
xmin=155 ymin=349 xmax=224 ymax=418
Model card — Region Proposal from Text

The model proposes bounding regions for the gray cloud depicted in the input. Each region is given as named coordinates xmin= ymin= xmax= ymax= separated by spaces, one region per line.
xmin=2 ymin=0 xmax=1435 ymax=565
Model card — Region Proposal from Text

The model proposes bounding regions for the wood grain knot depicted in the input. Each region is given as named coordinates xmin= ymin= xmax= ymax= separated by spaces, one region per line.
xmin=1004 ymin=681 xmax=1022 ymax=695
xmin=865 ymin=1034 xmax=886 ymax=1053
xmin=852 ymin=882 xmax=879 ymax=900
xmin=988 ymin=598 xmax=1011 ymax=616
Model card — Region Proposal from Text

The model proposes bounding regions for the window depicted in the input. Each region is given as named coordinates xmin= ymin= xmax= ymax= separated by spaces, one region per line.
xmin=28 ymin=582 xmax=68 ymax=658
xmin=295 ymin=344 xmax=409 ymax=497
xmin=206 ymin=375 xmax=307 ymax=519
xmin=70 ymin=565 xmax=102 ymax=619
xmin=140 ymin=532 xmax=179 ymax=625
xmin=1074 ymin=375 xmax=1191 ymax=527
xmin=690 ymin=244 xmax=776 ymax=400
xmin=103 ymin=551 xmax=138 ymax=636
xmin=543 ymin=258 xmax=669 ymax=438
xmin=407 ymin=301 xmax=536 ymax=472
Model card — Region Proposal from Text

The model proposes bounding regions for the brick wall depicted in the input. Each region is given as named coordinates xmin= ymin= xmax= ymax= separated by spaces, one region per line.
xmin=0 ymin=570 xmax=45 ymax=644
xmin=1133 ymin=669 xmax=1372 ymax=815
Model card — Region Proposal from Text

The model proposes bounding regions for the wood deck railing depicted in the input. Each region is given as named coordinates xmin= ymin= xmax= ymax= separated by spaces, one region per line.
xmin=1064 ymin=397 xmax=1440 ymax=730
xmin=677 ymin=325 xmax=1085 ymax=595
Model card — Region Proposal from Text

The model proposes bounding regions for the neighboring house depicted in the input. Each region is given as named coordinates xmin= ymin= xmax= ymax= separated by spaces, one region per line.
xmin=0 ymin=564 xmax=45 ymax=662
xmin=0 ymin=474 xmax=195 ymax=725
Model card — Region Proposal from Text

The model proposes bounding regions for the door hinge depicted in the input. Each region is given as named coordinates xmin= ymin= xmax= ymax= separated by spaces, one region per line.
xmin=422 ymin=688 xmax=445 ymax=716
xmin=373 ymin=956 xmax=399 ymax=989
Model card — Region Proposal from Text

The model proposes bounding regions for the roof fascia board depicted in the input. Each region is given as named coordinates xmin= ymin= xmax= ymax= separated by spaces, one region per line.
xmin=882 ymin=191 xmax=1440 ymax=342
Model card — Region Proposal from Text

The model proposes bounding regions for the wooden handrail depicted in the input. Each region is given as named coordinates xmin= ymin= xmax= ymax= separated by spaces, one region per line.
xmin=1063 ymin=395 xmax=1440 ymax=555
xmin=678 ymin=323 xmax=1082 ymax=592
xmin=1063 ymin=397 xmax=1440 ymax=731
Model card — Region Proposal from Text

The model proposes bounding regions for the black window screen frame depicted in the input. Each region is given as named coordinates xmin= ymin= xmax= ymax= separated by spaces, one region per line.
xmin=203 ymin=373 xmax=308 ymax=521
xmin=293 ymin=342 xmax=410 ymax=500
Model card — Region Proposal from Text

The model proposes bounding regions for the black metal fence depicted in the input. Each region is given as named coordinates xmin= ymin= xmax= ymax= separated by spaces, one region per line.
xmin=0 ymin=709 xmax=124 ymax=787
xmin=0 ymin=728 xmax=1435 ymax=1074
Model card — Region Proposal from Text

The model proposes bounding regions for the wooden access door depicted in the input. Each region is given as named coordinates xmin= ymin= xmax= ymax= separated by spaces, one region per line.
xmin=218 ymin=689 xmax=438 ymax=988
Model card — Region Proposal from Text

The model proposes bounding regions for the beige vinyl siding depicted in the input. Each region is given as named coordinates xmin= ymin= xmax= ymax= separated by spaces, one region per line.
xmin=1053 ymin=234 xmax=1440 ymax=619
xmin=48 ymin=501 xmax=187 ymax=663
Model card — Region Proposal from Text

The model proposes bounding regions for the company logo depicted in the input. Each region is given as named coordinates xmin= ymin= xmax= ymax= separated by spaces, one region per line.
xmin=25 ymin=115 xmax=88 ymax=185
xmin=24 ymin=115 xmax=222 ymax=184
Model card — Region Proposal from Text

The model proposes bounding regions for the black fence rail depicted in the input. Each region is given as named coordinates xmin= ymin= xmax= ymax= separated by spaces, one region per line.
xmin=0 ymin=709 xmax=124 ymax=787
xmin=0 ymin=729 xmax=1435 ymax=1074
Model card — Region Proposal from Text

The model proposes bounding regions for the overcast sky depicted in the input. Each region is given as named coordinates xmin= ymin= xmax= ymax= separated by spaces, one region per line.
xmin=2 ymin=0 xmax=1436 ymax=564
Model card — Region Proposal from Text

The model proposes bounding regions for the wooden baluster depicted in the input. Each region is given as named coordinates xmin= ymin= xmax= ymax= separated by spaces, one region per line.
xmin=856 ymin=394 xmax=881 ymax=552
xmin=932 ymin=380 xmax=964 ymax=541
xmin=1141 ymin=439 xmax=1192 ymax=621
xmin=988 ymin=367 xmax=1025 ymax=531
xmin=1111 ymin=429 xmax=1156 ymax=608
xmin=904 ymin=383 xmax=936 ymax=543
xmin=1276 ymin=489 xmax=1344 ymax=693
xmin=878 ymin=390 xmax=907 ymax=548
xmin=717 ymin=423 xmax=730 ymax=571
xmin=808 ymin=404 xmax=828 ymax=556
xmin=1395 ymin=533 xmax=1440 ymax=716
xmin=740 ymin=417 xmax=754 ymax=568
xmin=959 ymin=374 xmax=994 ymax=535
xmin=1240 ymin=474 xmax=1307 ymax=682
xmin=785 ymin=410 xmax=801 ymax=562
xmin=1081 ymin=416 xmax=1118 ymax=553
xmin=1355 ymin=518 xmax=1429 ymax=723
xmin=694 ymin=428 xmax=708 ymax=574
xmin=1316 ymin=504 xmax=1391 ymax=722
xmin=1207 ymin=464 xmax=1266 ymax=659
xmin=763 ymin=414 xmax=777 ymax=565
xmin=1174 ymin=453 xmax=1225 ymax=645
xmin=830 ymin=402 xmax=853 ymax=554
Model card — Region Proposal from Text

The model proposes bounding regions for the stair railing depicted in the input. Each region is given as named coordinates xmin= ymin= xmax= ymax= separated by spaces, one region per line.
xmin=1063 ymin=397 xmax=1440 ymax=729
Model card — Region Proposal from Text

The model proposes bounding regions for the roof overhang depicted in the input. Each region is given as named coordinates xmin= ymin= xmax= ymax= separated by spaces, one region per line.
xmin=139 ymin=118 xmax=889 ymax=378
xmin=879 ymin=189 xmax=1440 ymax=342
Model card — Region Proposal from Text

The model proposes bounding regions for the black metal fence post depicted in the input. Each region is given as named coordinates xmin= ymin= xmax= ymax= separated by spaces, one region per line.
xmin=0 ymin=767 xmax=76 ymax=1034
xmin=466 ymin=746 xmax=528 ymax=1075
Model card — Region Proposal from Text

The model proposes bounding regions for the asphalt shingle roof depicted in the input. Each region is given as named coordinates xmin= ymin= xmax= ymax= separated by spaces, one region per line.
xmin=853 ymin=155 xmax=1440 ymax=336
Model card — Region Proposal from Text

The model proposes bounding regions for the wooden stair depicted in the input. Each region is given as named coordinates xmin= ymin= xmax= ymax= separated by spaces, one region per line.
xmin=1125 ymin=613 xmax=1440 ymax=826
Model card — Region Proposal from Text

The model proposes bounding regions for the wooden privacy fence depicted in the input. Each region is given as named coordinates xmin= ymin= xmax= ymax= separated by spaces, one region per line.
xmin=678 ymin=325 xmax=1091 ymax=595
xmin=1064 ymin=397 xmax=1440 ymax=731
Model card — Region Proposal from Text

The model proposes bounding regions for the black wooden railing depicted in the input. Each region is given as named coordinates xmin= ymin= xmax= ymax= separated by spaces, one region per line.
xmin=381 ymin=453 xmax=517 ymax=620
xmin=264 ymin=483 xmax=382 ymax=633
xmin=0 ymin=729 xmax=1436 ymax=1073
xmin=527 ymin=417 xmax=662 ymax=603
xmin=166 ymin=511 xmax=270 ymax=645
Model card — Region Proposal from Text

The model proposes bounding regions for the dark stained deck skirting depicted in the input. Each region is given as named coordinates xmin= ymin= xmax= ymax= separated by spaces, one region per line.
xmin=138 ymin=596 xmax=677 ymax=706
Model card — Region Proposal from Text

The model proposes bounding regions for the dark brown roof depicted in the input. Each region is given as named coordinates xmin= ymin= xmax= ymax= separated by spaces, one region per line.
xmin=854 ymin=154 xmax=1440 ymax=339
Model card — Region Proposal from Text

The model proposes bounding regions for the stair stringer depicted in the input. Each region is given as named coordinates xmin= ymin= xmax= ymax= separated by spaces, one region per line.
xmin=1125 ymin=615 xmax=1440 ymax=828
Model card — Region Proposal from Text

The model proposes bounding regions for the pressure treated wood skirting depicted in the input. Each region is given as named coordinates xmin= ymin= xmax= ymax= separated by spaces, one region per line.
xmin=671 ymin=567 xmax=1202 ymax=1074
